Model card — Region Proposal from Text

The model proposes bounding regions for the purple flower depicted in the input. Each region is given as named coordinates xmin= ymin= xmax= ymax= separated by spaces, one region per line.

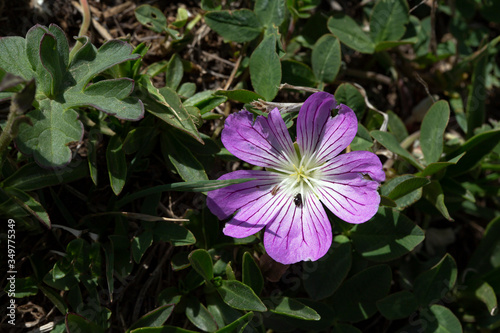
xmin=207 ymin=92 xmax=385 ymax=264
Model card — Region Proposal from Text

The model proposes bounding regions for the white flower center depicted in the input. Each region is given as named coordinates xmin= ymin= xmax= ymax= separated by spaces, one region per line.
xmin=272 ymin=147 xmax=323 ymax=202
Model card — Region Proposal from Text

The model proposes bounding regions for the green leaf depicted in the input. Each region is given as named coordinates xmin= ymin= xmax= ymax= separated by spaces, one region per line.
xmin=178 ymin=82 xmax=196 ymax=98
xmin=16 ymin=100 xmax=83 ymax=168
xmin=139 ymin=77 xmax=201 ymax=142
xmin=329 ymin=265 xmax=392 ymax=322
xmin=387 ymin=110 xmax=408 ymax=142
xmin=214 ymin=312 xmax=253 ymax=333
xmin=72 ymin=78 xmax=143 ymax=120
xmin=376 ymin=291 xmax=418 ymax=320
xmin=312 ymin=34 xmax=341 ymax=83
xmin=161 ymin=132 xmax=208 ymax=182
xmin=281 ymin=60 xmax=317 ymax=88
xmin=127 ymin=304 xmax=175 ymax=333
xmin=473 ymin=282 xmax=498 ymax=316
xmin=157 ymin=287 xmax=182 ymax=307
xmin=5 ymin=188 xmax=51 ymax=227
xmin=39 ymin=33 xmax=65 ymax=96
xmin=185 ymin=297 xmax=218 ymax=332
xmin=303 ymin=235 xmax=352 ymax=300
xmin=123 ymin=126 xmax=157 ymax=155
xmin=334 ymin=83 xmax=366 ymax=120
xmin=269 ymin=297 xmax=320 ymax=320
xmin=153 ymin=223 xmax=196 ymax=246
xmin=40 ymin=285 xmax=68 ymax=314
xmin=351 ymin=208 xmax=425 ymax=262
xmin=418 ymin=153 xmax=465 ymax=177
xmin=446 ymin=129 xmax=500 ymax=176
xmin=0 ymin=36 xmax=33 ymax=80
xmin=11 ymin=26 xmax=143 ymax=167
xmin=380 ymin=175 xmax=423 ymax=210
xmin=116 ymin=178 xmax=255 ymax=208
xmin=159 ymin=86 xmax=201 ymax=136
xmin=165 ymin=53 xmax=183 ymax=91
xmin=201 ymin=0 xmax=222 ymax=11
xmin=370 ymin=0 xmax=410 ymax=44
xmin=327 ymin=14 xmax=375 ymax=54
xmin=265 ymin=299 xmax=335 ymax=331
xmin=184 ymin=90 xmax=227 ymax=114
xmin=135 ymin=5 xmax=167 ymax=33
xmin=206 ymin=291 xmax=243 ymax=329
xmin=214 ymin=89 xmax=263 ymax=103
xmin=379 ymin=195 xmax=397 ymax=207
xmin=88 ymin=131 xmax=99 ymax=185
xmin=205 ymin=10 xmax=263 ymax=43
xmin=217 ymin=280 xmax=267 ymax=312
xmin=466 ymin=48 xmax=488 ymax=137
xmin=188 ymin=249 xmax=214 ymax=282
xmin=371 ymin=130 xmax=423 ymax=170
xmin=385 ymin=176 xmax=430 ymax=201
xmin=66 ymin=38 xmax=143 ymax=119
xmin=65 ymin=313 xmax=105 ymax=333
xmin=132 ymin=230 xmax=153 ymax=264
xmin=8 ymin=276 xmax=38 ymax=298
xmin=423 ymin=305 xmax=463 ymax=333
xmin=106 ymin=135 xmax=127 ymax=196
xmin=423 ymin=181 xmax=452 ymax=221
xmin=413 ymin=254 xmax=457 ymax=307
xmin=351 ymin=124 xmax=373 ymax=151
xmin=66 ymin=238 xmax=90 ymax=274
xmin=420 ymin=101 xmax=450 ymax=164
xmin=242 ymin=252 xmax=264 ymax=295
xmin=254 ymin=0 xmax=286 ymax=27
xmin=249 ymin=32 xmax=281 ymax=101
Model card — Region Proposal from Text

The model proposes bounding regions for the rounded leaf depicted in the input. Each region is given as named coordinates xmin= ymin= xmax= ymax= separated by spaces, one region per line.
xmin=351 ymin=208 xmax=425 ymax=262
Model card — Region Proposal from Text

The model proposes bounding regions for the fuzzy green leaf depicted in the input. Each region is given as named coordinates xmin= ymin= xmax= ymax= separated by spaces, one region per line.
xmin=8 ymin=25 xmax=143 ymax=168
xmin=217 ymin=280 xmax=267 ymax=312
xmin=351 ymin=208 xmax=425 ymax=262
xmin=250 ymin=32 xmax=281 ymax=101
xmin=420 ymin=101 xmax=450 ymax=164
xmin=327 ymin=14 xmax=375 ymax=54
xmin=312 ymin=34 xmax=341 ymax=83
xmin=254 ymin=0 xmax=286 ymax=27
xmin=106 ymin=135 xmax=127 ymax=196
xmin=370 ymin=0 xmax=410 ymax=44
xmin=413 ymin=254 xmax=457 ymax=307
xmin=188 ymin=249 xmax=214 ymax=282
xmin=205 ymin=10 xmax=263 ymax=43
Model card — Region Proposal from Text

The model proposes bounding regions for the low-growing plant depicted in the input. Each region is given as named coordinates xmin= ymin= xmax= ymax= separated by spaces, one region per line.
xmin=1 ymin=0 xmax=500 ymax=332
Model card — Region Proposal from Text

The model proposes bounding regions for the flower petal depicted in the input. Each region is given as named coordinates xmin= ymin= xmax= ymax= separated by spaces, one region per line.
xmin=222 ymin=109 xmax=297 ymax=169
xmin=297 ymin=92 xmax=358 ymax=164
xmin=319 ymin=150 xmax=386 ymax=183
xmin=224 ymin=189 xmax=291 ymax=238
xmin=297 ymin=92 xmax=337 ymax=158
xmin=263 ymin=194 xmax=332 ymax=264
xmin=315 ymin=151 xmax=384 ymax=224
xmin=314 ymin=104 xmax=358 ymax=163
xmin=207 ymin=170 xmax=282 ymax=220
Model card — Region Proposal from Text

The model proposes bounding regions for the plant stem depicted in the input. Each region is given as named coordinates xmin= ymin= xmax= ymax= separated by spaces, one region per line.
xmin=69 ymin=0 xmax=92 ymax=61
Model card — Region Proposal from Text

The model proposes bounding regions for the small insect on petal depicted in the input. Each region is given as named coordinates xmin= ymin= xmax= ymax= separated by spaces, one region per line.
xmin=271 ymin=185 xmax=280 ymax=196
xmin=293 ymin=193 xmax=302 ymax=207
